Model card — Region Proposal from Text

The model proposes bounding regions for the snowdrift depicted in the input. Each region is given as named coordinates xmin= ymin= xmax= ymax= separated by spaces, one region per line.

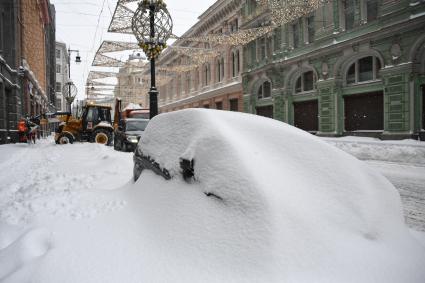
xmin=134 ymin=108 xmax=425 ymax=282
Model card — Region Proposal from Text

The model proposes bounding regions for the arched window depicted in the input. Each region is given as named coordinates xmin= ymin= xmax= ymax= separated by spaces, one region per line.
xmin=232 ymin=50 xmax=240 ymax=77
xmin=217 ymin=59 xmax=221 ymax=82
xmin=204 ymin=64 xmax=210 ymax=86
xmin=257 ymin=81 xmax=272 ymax=99
xmin=346 ymin=56 xmax=381 ymax=85
xmin=295 ymin=71 xmax=315 ymax=93
xmin=216 ymin=57 xmax=224 ymax=82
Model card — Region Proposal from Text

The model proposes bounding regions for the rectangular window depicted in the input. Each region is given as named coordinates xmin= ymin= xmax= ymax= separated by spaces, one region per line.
xmin=307 ymin=15 xmax=315 ymax=43
xmin=56 ymin=64 xmax=61 ymax=73
xmin=55 ymin=82 xmax=61 ymax=92
xmin=260 ymin=38 xmax=266 ymax=60
xmin=274 ymin=27 xmax=282 ymax=52
xmin=229 ymin=99 xmax=239 ymax=111
xmin=344 ymin=0 xmax=355 ymax=30
xmin=293 ymin=22 xmax=299 ymax=48
xmin=367 ymin=0 xmax=378 ymax=22
xmin=56 ymin=49 xmax=61 ymax=59
xmin=304 ymin=71 xmax=314 ymax=91
xmin=56 ymin=99 xmax=62 ymax=110
xmin=359 ymin=56 xmax=373 ymax=81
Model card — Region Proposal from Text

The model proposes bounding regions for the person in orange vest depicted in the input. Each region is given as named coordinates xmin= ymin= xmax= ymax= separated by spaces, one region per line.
xmin=17 ymin=119 xmax=28 ymax=143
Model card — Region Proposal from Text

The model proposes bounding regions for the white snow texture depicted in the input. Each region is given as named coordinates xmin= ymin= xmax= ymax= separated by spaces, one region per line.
xmin=0 ymin=109 xmax=424 ymax=282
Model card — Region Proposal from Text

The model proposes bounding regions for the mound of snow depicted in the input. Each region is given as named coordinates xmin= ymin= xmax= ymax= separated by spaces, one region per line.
xmin=134 ymin=109 xmax=425 ymax=282
xmin=323 ymin=136 xmax=425 ymax=165
xmin=123 ymin=103 xmax=142 ymax=110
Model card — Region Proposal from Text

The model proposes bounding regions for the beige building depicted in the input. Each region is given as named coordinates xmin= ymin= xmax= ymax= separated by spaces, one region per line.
xmin=114 ymin=58 xmax=149 ymax=109
xmin=157 ymin=0 xmax=244 ymax=112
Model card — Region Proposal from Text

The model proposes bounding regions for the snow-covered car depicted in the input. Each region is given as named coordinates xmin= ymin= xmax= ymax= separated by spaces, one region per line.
xmin=132 ymin=109 xmax=425 ymax=282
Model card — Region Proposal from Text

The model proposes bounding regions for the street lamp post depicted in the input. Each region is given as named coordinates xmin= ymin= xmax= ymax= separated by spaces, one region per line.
xmin=132 ymin=0 xmax=173 ymax=119
xmin=66 ymin=47 xmax=81 ymax=113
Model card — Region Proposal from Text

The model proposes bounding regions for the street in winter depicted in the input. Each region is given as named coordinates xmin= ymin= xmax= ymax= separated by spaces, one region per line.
xmin=1 ymin=0 xmax=425 ymax=282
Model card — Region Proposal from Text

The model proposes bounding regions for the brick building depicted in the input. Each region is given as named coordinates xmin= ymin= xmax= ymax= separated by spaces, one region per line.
xmin=0 ymin=0 xmax=55 ymax=143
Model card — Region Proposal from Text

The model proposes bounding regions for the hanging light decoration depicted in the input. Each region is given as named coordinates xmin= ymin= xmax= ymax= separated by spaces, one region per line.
xmin=182 ymin=25 xmax=274 ymax=46
xmin=269 ymin=0 xmax=330 ymax=26
xmin=131 ymin=0 xmax=173 ymax=60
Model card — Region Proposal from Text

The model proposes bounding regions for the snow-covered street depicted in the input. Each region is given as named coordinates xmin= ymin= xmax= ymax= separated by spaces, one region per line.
xmin=324 ymin=137 xmax=425 ymax=232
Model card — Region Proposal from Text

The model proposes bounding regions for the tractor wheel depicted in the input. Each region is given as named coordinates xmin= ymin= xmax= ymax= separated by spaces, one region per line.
xmin=92 ymin=129 xmax=112 ymax=146
xmin=57 ymin=133 xmax=74 ymax=144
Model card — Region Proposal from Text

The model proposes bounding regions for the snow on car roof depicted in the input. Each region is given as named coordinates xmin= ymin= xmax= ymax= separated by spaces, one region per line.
xmin=134 ymin=108 xmax=425 ymax=282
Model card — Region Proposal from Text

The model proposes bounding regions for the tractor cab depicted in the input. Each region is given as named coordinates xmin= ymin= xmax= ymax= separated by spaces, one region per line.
xmin=55 ymin=104 xmax=114 ymax=145
xmin=80 ymin=105 xmax=112 ymax=139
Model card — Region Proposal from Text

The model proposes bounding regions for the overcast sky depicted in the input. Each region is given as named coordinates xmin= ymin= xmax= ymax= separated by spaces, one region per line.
xmin=50 ymin=0 xmax=216 ymax=101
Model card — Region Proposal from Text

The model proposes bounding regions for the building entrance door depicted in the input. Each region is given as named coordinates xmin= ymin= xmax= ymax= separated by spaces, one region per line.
xmin=293 ymin=100 xmax=318 ymax=132
xmin=256 ymin=105 xmax=273 ymax=118
xmin=344 ymin=91 xmax=383 ymax=131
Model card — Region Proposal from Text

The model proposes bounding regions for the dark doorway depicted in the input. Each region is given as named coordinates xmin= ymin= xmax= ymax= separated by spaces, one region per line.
xmin=344 ymin=91 xmax=383 ymax=131
xmin=229 ymin=98 xmax=238 ymax=111
xmin=293 ymin=100 xmax=318 ymax=132
xmin=256 ymin=105 xmax=273 ymax=118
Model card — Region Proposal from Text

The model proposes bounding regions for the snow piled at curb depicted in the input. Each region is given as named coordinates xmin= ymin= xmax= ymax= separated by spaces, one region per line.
xmin=323 ymin=136 xmax=425 ymax=165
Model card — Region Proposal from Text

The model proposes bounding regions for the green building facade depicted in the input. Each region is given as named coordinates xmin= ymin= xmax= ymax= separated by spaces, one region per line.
xmin=242 ymin=0 xmax=425 ymax=139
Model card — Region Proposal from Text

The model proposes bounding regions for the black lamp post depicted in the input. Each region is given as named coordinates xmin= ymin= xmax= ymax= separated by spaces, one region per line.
xmin=66 ymin=47 xmax=81 ymax=113
xmin=132 ymin=0 xmax=173 ymax=119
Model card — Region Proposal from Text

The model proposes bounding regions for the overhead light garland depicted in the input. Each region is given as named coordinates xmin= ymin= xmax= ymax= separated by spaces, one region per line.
xmin=108 ymin=3 xmax=135 ymax=34
xmin=92 ymin=54 xmax=126 ymax=68
xmin=182 ymin=25 xmax=274 ymax=46
xmin=269 ymin=0 xmax=330 ymax=26
xmin=97 ymin=40 xmax=140 ymax=54
xmin=87 ymin=71 xmax=118 ymax=81
xmin=170 ymin=46 xmax=220 ymax=65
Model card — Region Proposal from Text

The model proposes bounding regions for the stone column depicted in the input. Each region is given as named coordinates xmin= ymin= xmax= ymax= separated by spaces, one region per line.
xmin=380 ymin=64 xmax=414 ymax=139
xmin=317 ymin=78 xmax=343 ymax=136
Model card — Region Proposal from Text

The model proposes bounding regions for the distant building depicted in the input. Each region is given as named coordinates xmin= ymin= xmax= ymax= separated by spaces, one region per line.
xmin=114 ymin=58 xmax=149 ymax=109
xmin=55 ymin=42 xmax=69 ymax=112
xmin=241 ymin=0 xmax=425 ymax=140
xmin=0 ymin=0 xmax=56 ymax=143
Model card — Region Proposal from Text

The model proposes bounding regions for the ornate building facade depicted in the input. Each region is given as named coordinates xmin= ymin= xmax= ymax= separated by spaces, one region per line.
xmin=242 ymin=0 xmax=425 ymax=139
xmin=55 ymin=42 xmax=69 ymax=112
xmin=157 ymin=0 xmax=244 ymax=112
xmin=114 ymin=59 xmax=149 ymax=109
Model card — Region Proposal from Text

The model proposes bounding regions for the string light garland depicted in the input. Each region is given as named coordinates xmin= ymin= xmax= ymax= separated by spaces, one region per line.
xmin=268 ymin=0 xmax=330 ymax=26
xmin=92 ymin=54 xmax=126 ymax=67
xmin=97 ymin=40 xmax=140 ymax=54
xmin=87 ymin=71 xmax=118 ymax=81
xmin=182 ymin=25 xmax=274 ymax=46
xmin=108 ymin=3 xmax=135 ymax=34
